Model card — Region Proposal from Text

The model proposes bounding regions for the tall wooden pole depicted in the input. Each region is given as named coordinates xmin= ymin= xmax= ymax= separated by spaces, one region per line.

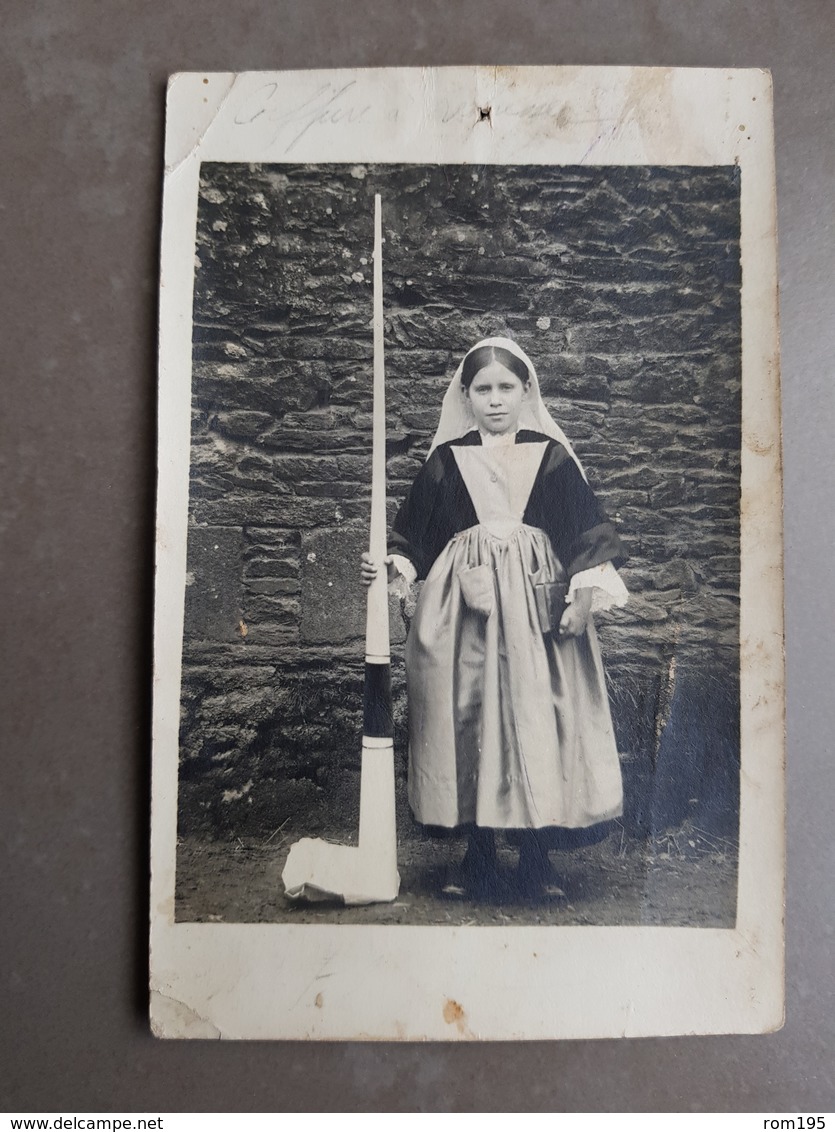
xmin=365 ymin=194 xmax=389 ymax=666
xmin=362 ymin=195 xmax=393 ymax=740
xmin=356 ymin=194 xmax=397 ymax=886
xmin=282 ymin=194 xmax=399 ymax=904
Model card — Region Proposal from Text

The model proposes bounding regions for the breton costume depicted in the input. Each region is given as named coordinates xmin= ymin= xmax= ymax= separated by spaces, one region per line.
xmin=389 ymin=338 xmax=628 ymax=831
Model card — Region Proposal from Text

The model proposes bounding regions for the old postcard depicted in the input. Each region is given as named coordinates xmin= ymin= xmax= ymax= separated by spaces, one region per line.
xmin=151 ymin=66 xmax=784 ymax=1039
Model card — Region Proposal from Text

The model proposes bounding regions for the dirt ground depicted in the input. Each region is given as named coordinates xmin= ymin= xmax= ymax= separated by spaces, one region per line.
xmin=176 ymin=821 xmax=738 ymax=927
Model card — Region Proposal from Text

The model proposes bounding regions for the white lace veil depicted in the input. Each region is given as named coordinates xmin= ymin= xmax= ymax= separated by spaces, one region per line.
xmin=427 ymin=336 xmax=586 ymax=477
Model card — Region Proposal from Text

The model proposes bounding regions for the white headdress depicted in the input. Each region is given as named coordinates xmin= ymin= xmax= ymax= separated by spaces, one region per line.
xmin=427 ymin=336 xmax=586 ymax=477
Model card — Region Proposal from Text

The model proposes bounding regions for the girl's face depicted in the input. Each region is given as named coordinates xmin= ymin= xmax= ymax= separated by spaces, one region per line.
xmin=464 ymin=359 xmax=529 ymax=436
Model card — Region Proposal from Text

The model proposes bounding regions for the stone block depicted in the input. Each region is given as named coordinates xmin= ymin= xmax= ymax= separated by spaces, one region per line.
xmin=300 ymin=526 xmax=368 ymax=645
xmin=183 ymin=527 xmax=245 ymax=643
xmin=210 ymin=411 xmax=275 ymax=440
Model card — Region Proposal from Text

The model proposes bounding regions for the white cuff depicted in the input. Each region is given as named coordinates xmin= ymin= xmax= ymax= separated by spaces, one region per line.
xmin=567 ymin=562 xmax=629 ymax=613
xmin=388 ymin=554 xmax=417 ymax=598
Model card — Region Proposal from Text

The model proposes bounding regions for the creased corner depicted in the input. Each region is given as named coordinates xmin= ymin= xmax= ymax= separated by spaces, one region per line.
xmin=150 ymin=986 xmax=223 ymax=1040
xmin=165 ymin=74 xmax=239 ymax=181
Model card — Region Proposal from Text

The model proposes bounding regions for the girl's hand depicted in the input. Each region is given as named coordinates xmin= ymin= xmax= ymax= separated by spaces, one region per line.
xmin=558 ymin=587 xmax=593 ymax=639
xmin=360 ymin=551 xmax=397 ymax=586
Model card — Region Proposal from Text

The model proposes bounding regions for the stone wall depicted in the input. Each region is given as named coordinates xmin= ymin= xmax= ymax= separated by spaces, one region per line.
xmin=178 ymin=163 xmax=741 ymax=843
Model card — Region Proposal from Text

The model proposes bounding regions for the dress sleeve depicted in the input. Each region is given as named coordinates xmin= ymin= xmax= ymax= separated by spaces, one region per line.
xmin=525 ymin=441 xmax=627 ymax=578
xmin=388 ymin=448 xmax=460 ymax=581
xmin=567 ymin=561 xmax=629 ymax=612
xmin=388 ymin=554 xmax=417 ymax=598
xmin=388 ymin=457 xmax=435 ymax=578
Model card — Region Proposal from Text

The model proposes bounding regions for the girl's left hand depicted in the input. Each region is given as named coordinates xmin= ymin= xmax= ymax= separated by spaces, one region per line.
xmin=558 ymin=587 xmax=593 ymax=639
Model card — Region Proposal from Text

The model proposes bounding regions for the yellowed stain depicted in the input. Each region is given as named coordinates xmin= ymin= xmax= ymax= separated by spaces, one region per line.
xmin=443 ymin=998 xmax=476 ymax=1037
xmin=744 ymin=432 xmax=774 ymax=457
xmin=443 ymin=999 xmax=464 ymax=1025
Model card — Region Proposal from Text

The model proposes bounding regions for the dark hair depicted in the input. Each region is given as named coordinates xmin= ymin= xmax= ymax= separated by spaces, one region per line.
xmin=460 ymin=345 xmax=530 ymax=390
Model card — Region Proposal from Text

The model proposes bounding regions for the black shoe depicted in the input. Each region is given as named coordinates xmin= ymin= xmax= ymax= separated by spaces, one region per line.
xmin=441 ymin=829 xmax=497 ymax=900
xmin=514 ymin=840 xmax=568 ymax=901
xmin=514 ymin=870 xmax=568 ymax=901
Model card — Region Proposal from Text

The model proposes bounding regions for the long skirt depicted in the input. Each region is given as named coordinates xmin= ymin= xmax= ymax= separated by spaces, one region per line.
xmin=406 ymin=523 xmax=624 ymax=829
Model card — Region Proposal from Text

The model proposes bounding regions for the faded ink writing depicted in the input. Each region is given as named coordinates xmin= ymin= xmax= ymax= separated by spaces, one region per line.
xmin=233 ymin=81 xmax=373 ymax=153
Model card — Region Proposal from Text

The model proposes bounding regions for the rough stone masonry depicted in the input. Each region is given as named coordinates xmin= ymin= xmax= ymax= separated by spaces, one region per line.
xmin=178 ymin=163 xmax=741 ymax=846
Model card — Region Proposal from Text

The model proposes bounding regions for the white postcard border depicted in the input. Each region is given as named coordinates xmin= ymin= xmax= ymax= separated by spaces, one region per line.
xmin=151 ymin=66 xmax=784 ymax=1040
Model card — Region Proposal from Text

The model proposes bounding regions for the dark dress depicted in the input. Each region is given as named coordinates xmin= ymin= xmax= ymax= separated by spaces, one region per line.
xmin=390 ymin=429 xmax=626 ymax=829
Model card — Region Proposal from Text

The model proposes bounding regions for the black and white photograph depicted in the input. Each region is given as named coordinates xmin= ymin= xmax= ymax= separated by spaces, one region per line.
xmin=150 ymin=67 xmax=783 ymax=1041
xmin=10 ymin=0 xmax=835 ymax=1103
xmin=175 ymin=160 xmax=742 ymax=930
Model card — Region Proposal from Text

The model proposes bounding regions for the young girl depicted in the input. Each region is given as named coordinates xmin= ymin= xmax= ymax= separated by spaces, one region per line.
xmin=361 ymin=336 xmax=628 ymax=899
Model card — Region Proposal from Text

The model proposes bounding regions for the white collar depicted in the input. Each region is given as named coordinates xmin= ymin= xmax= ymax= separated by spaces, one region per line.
xmin=479 ymin=426 xmax=519 ymax=448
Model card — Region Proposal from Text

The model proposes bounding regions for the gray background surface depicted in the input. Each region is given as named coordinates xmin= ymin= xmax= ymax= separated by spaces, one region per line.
xmin=1 ymin=0 xmax=832 ymax=1112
